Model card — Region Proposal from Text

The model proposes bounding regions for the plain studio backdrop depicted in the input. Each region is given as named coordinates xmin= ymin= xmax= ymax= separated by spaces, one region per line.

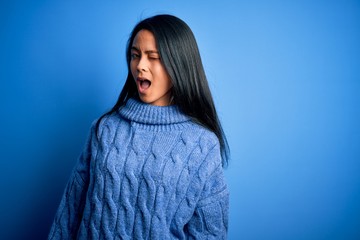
xmin=1 ymin=0 xmax=359 ymax=239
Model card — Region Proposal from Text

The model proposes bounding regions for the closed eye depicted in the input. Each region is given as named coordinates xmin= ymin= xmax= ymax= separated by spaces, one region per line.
xmin=149 ymin=55 xmax=160 ymax=60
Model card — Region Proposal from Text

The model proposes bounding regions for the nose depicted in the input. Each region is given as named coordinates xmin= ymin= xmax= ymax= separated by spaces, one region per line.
xmin=136 ymin=56 xmax=148 ymax=72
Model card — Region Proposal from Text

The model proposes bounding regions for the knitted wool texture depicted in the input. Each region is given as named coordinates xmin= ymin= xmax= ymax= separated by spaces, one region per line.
xmin=49 ymin=98 xmax=229 ymax=239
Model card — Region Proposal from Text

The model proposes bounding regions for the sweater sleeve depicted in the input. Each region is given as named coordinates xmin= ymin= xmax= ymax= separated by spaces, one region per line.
xmin=185 ymin=144 xmax=229 ymax=240
xmin=48 ymin=121 xmax=98 ymax=240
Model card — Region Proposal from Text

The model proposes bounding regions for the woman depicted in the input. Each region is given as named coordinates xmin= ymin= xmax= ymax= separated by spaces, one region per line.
xmin=49 ymin=14 xmax=230 ymax=239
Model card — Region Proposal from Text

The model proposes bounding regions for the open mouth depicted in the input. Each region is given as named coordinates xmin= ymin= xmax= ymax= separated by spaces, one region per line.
xmin=140 ymin=79 xmax=151 ymax=89
xmin=137 ymin=78 xmax=151 ymax=91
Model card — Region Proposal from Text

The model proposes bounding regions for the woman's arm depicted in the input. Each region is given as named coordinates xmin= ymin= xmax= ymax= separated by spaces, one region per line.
xmin=186 ymin=144 xmax=229 ymax=239
xmin=48 ymin=121 xmax=98 ymax=239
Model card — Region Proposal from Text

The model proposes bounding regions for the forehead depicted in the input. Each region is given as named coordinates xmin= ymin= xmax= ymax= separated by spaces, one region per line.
xmin=132 ymin=29 xmax=157 ymax=50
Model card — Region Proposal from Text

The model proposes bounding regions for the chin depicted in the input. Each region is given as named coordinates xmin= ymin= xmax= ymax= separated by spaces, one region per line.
xmin=138 ymin=95 xmax=149 ymax=103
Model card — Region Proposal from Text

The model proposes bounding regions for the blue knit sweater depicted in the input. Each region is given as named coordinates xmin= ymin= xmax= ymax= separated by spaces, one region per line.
xmin=49 ymin=98 xmax=229 ymax=239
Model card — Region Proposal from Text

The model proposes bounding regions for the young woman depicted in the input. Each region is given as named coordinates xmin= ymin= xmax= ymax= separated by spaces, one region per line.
xmin=49 ymin=14 xmax=230 ymax=239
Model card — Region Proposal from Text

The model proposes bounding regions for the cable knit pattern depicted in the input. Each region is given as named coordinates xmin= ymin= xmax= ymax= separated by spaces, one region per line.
xmin=48 ymin=98 xmax=229 ymax=240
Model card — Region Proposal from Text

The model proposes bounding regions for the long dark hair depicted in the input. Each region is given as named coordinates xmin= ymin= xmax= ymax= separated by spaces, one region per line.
xmin=96 ymin=14 xmax=230 ymax=166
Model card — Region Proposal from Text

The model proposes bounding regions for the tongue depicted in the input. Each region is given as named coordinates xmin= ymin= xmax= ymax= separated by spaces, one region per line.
xmin=141 ymin=80 xmax=151 ymax=89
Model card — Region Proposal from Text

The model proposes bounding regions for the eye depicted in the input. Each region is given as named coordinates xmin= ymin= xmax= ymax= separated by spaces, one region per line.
xmin=149 ymin=54 xmax=160 ymax=60
xmin=131 ymin=53 xmax=140 ymax=59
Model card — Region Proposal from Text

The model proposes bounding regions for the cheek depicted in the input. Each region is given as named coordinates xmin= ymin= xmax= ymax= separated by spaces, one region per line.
xmin=154 ymin=65 xmax=171 ymax=85
xmin=163 ymin=75 xmax=172 ymax=89
xmin=130 ymin=62 xmax=137 ymax=76
xmin=162 ymin=71 xmax=173 ymax=89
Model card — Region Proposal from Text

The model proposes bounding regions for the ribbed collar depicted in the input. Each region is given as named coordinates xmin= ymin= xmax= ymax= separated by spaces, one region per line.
xmin=119 ymin=98 xmax=190 ymax=125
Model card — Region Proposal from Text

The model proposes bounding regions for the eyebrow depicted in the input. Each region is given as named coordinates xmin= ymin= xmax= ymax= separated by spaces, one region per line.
xmin=131 ymin=46 xmax=159 ymax=54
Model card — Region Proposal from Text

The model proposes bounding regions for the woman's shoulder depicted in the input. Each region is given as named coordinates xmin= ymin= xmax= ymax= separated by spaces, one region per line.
xmin=183 ymin=122 xmax=223 ymax=174
xmin=97 ymin=111 xmax=122 ymax=126
xmin=183 ymin=121 xmax=220 ymax=151
xmin=89 ymin=111 xmax=125 ymax=138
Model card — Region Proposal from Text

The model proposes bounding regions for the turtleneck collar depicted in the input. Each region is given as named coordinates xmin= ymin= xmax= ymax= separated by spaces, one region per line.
xmin=118 ymin=98 xmax=190 ymax=125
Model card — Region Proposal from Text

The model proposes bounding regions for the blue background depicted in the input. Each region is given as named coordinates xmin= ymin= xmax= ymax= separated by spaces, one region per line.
xmin=1 ymin=0 xmax=359 ymax=239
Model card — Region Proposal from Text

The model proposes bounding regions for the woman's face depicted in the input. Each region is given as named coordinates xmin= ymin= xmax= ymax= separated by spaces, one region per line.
xmin=130 ymin=29 xmax=173 ymax=106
